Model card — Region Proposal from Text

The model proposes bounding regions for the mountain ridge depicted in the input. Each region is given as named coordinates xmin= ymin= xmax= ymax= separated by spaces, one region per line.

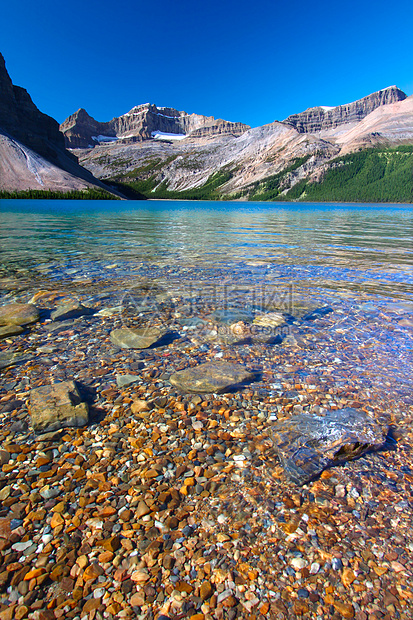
xmin=0 ymin=53 xmax=120 ymax=195
xmin=72 ymin=86 xmax=413 ymax=203
xmin=283 ymin=86 xmax=406 ymax=133
xmin=1 ymin=48 xmax=412 ymax=201
xmin=60 ymin=104 xmax=250 ymax=149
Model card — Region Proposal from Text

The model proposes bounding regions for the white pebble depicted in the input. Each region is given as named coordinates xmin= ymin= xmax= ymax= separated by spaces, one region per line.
xmin=217 ymin=589 xmax=233 ymax=604
xmin=93 ymin=587 xmax=106 ymax=599
xmin=291 ymin=557 xmax=307 ymax=570
xmin=217 ymin=514 xmax=227 ymax=524
xmin=12 ymin=541 xmax=32 ymax=552
xmin=310 ymin=562 xmax=320 ymax=574
xmin=42 ymin=534 xmax=53 ymax=544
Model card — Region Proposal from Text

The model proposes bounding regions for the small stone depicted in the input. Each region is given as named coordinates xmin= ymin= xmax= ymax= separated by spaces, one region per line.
xmin=0 ymin=450 xmax=10 ymax=465
xmin=391 ymin=561 xmax=405 ymax=572
xmin=291 ymin=558 xmax=306 ymax=570
xmin=97 ymin=536 xmax=121 ymax=552
xmin=50 ymin=565 xmax=64 ymax=581
xmin=0 ymin=606 xmax=16 ymax=620
xmin=131 ymin=399 xmax=149 ymax=414
xmin=131 ymin=569 xmax=150 ymax=582
xmin=116 ymin=374 xmax=139 ymax=388
xmin=163 ymin=555 xmax=175 ymax=570
xmin=200 ymin=581 xmax=213 ymax=600
xmin=136 ymin=501 xmax=151 ymax=518
xmin=309 ymin=562 xmax=320 ymax=574
xmin=333 ymin=601 xmax=354 ymax=618
xmin=14 ymin=606 xmax=29 ymax=620
xmin=217 ymin=589 xmax=233 ymax=604
xmin=12 ymin=541 xmax=33 ymax=552
xmin=83 ymin=563 xmax=104 ymax=581
xmin=0 ymin=519 xmax=11 ymax=539
xmin=342 ymin=568 xmax=356 ymax=588
xmin=0 ymin=486 xmax=11 ymax=501
xmin=42 ymin=534 xmax=53 ymax=544
xmin=332 ymin=557 xmax=343 ymax=570
xmin=51 ymin=501 xmax=66 ymax=513
xmin=82 ymin=599 xmax=101 ymax=613
xmin=50 ymin=513 xmax=64 ymax=529
xmin=24 ymin=568 xmax=45 ymax=581
xmin=93 ymin=587 xmax=106 ymax=599
xmin=130 ymin=592 xmax=145 ymax=606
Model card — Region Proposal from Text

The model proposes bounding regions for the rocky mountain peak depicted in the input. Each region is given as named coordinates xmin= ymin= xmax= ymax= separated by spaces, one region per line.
xmin=0 ymin=52 xmax=119 ymax=194
xmin=283 ymin=86 xmax=407 ymax=133
xmin=0 ymin=52 xmax=66 ymax=161
xmin=60 ymin=103 xmax=250 ymax=148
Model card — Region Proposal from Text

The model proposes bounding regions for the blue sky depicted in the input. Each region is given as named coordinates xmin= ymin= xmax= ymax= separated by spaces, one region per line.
xmin=2 ymin=0 xmax=413 ymax=128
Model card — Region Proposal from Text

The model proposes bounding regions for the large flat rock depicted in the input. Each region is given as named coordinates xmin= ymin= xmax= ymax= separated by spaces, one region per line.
xmin=110 ymin=327 xmax=164 ymax=349
xmin=272 ymin=407 xmax=388 ymax=485
xmin=30 ymin=380 xmax=89 ymax=434
xmin=169 ymin=361 xmax=255 ymax=393
xmin=0 ymin=351 xmax=31 ymax=369
xmin=0 ymin=303 xmax=39 ymax=326
xmin=51 ymin=300 xmax=91 ymax=321
xmin=0 ymin=324 xmax=24 ymax=339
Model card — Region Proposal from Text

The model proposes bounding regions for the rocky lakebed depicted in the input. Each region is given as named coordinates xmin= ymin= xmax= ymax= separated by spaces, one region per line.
xmin=0 ymin=260 xmax=412 ymax=620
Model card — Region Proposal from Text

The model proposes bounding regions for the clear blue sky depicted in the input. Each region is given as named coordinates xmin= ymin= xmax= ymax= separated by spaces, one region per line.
xmin=2 ymin=0 xmax=413 ymax=128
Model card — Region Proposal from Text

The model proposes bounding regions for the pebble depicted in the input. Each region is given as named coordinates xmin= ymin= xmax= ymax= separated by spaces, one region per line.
xmin=116 ymin=373 xmax=139 ymax=388
xmin=291 ymin=557 xmax=307 ymax=570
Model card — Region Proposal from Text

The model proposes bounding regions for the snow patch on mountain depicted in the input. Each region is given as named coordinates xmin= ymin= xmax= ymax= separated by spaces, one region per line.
xmin=151 ymin=131 xmax=186 ymax=141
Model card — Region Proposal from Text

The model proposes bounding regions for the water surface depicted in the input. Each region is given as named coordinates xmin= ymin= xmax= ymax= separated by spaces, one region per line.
xmin=1 ymin=199 xmax=412 ymax=414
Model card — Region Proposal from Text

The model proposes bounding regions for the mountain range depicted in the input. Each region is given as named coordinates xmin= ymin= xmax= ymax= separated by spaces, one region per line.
xmin=1 ymin=51 xmax=412 ymax=202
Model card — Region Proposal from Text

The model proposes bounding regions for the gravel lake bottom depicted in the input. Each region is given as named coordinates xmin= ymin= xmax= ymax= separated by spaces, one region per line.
xmin=0 ymin=200 xmax=412 ymax=620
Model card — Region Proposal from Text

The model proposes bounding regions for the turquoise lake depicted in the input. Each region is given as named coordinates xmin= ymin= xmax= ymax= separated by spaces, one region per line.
xmin=0 ymin=199 xmax=412 ymax=416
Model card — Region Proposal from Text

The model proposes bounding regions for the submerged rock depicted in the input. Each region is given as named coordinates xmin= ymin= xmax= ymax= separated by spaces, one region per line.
xmin=0 ymin=324 xmax=24 ymax=339
xmin=169 ymin=360 xmax=256 ymax=393
xmin=30 ymin=380 xmax=89 ymax=434
xmin=51 ymin=300 xmax=92 ymax=321
xmin=0 ymin=303 xmax=39 ymax=326
xmin=110 ymin=327 xmax=165 ymax=349
xmin=0 ymin=351 xmax=32 ymax=369
xmin=209 ymin=309 xmax=254 ymax=325
xmin=116 ymin=374 xmax=140 ymax=388
xmin=302 ymin=306 xmax=333 ymax=321
xmin=272 ymin=407 xmax=388 ymax=485
xmin=253 ymin=312 xmax=286 ymax=328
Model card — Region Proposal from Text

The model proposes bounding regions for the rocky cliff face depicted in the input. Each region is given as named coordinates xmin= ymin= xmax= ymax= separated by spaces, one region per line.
xmin=0 ymin=53 xmax=66 ymax=165
xmin=284 ymin=86 xmax=406 ymax=133
xmin=0 ymin=53 xmax=117 ymax=193
xmin=60 ymin=103 xmax=250 ymax=148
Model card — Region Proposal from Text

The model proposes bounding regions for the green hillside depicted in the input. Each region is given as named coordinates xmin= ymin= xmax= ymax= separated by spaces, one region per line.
xmin=104 ymin=145 xmax=413 ymax=203
xmin=281 ymin=146 xmax=413 ymax=203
